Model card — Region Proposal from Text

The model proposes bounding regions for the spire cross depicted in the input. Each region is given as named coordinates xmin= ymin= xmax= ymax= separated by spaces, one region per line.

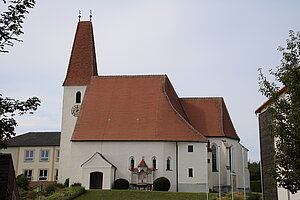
xmin=89 ymin=10 xmax=92 ymax=21
xmin=78 ymin=10 xmax=81 ymax=22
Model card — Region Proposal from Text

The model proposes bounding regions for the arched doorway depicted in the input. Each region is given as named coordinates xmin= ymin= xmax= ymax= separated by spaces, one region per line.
xmin=89 ymin=172 xmax=103 ymax=189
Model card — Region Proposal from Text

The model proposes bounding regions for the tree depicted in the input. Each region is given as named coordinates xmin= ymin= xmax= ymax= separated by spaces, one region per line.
xmin=0 ymin=94 xmax=40 ymax=149
xmin=258 ymin=30 xmax=300 ymax=194
xmin=248 ymin=161 xmax=261 ymax=192
xmin=0 ymin=0 xmax=36 ymax=53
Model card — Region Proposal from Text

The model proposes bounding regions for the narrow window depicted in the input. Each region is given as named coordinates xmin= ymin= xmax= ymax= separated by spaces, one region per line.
xmin=39 ymin=169 xmax=48 ymax=181
xmin=130 ymin=157 xmax=134 ymax=169
xmin=166 ymin=157 xmax=171 ymax=171
xmin=152 ymin=157 xmax=157 ymax=169
xmin=212 ymin=145 xmax=217 ymax=172
xmin=24 ymin=169 xmax=33 ymax=180
xmin=25 ymin=150 xmax=34 ymax=161
xmin=55 ymin=169 xmax=58 ymax=181
xmin=188 ymin=145 xmax=193 ymax=152
xmin=56 ymin=150 xmax=60 ymax=162
xmin=188 ymin=168 xmax=193 ymax=177
xmin=229 ymin=147 xmax=232 ymax=171
xmin=76 ymin=91 xmax=81 ymax=103
xmin=40 ymin=150 xmax=49 ymax=161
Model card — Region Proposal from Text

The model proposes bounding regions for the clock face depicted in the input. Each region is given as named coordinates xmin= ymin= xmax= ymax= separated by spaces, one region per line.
xmin=71 ymin=105 xmax=80 ymax=117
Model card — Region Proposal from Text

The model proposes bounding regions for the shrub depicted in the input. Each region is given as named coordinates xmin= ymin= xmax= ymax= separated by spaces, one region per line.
xmin=43 ymin=184 xmax=57 ymax=196
xmin=113 ymin=178 xmax=129 ymax=189
xmin=16 ymin=174 xmax=29 ymax=190
xmin=64 ymin=178 xmax=69 ymax=187
xmin=153 ymin=177 xmax=171 ymax=191
xmin=45 ymin=186 xmax=85 ymax=200
xmin=71 ymin=182 xmax=82 ymax=187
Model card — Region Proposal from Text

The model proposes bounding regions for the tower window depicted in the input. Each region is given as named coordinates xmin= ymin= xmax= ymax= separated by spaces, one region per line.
xmin=76 ymin=91 xmax=81 ymax=103
xmin=188 ymin=145 xmax=193 ymax=152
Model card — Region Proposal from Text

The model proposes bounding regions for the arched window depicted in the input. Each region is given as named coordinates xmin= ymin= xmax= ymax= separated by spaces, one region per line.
xmin=212 ymin=145 xmax=218 ymax=172
xmin=76 ymin=91 xmax=81 ymax=103
xmin=166 ymin=157 xmax=171 ymax=171
xmin=152 ymin=157 xmax=157 ymax=170
xmin=129 ymin=156 xmax=134 ymax=169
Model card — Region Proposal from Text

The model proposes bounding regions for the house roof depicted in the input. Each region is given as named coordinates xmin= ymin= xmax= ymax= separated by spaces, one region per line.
xmin=71 ymin=75 xmax=208 ymax=142
xmin=180 ymin=97 xmax=240 ymax=141
xmin=63 ymin=21 xmax=98 ymax=86
xmin=255 ymin=86 xmax=286 ymax=114
xmin=6 ymin=132 xmax=60 ymax=147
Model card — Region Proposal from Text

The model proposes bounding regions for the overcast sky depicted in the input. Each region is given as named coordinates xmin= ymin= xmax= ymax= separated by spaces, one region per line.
xmin=1 ymin=0 xmax=300 ymax=161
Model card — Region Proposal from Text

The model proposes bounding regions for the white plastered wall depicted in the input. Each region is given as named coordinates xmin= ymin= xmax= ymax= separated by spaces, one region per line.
xmin=69 ymin=141 xmax=204 ymax=191
xmin=59 ymin=86 xmax=86 ymax=183
xmin=177 ymin=142 xmax=208 ymax=193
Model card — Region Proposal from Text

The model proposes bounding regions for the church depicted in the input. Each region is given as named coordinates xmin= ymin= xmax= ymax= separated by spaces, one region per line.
xmin=2 ymin=20 xmax=250 ymax=193
xmin=59 ymin=20 xmax=250 ymax=193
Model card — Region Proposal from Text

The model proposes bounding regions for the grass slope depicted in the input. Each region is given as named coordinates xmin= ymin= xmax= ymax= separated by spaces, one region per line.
xmin=75 ymin=190 xmax=218 ymax=200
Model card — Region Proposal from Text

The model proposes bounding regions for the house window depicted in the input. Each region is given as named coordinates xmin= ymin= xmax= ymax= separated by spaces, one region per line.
xmin=212 ymin=145 xmax=218 ymax=172
xmin=76 ymin=91 xmax=81 ymax=103
xmin=56 ymin=150 xmax=60 ymax=161
xmin=24 ymin=169 xmax=33 ymax=180
xmin=152 ymin=157 xmax=157 ymax=170
xmin=55 ymin=169 xmax=58 ymax=181
xmin=40 ymin=150 xmax=49 ymax=161
xmin=39 ymin=169 xmax=48 ymax=181
xmin=188 ymin=145 xmax=193 ymax=152
xmin=25 ymin=150 xmax=34 ymax=161
xmin=130 ymin=157 xmax=134 ymax=169
xmin=166 ymin=157 xmax=171 ymax=171
xmin=188 ymin=168 xmax=193 ymax=177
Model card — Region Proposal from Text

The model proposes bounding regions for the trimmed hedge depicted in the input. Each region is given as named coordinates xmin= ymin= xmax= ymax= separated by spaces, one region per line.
xmin=250 ymin=180 xmax=262 ymax=192
xmin=44 ymin=186 xmax=86 ymax=200
xmin=113 ymin=178 xmax=129 ymax=189
xmin=153 ymin=177 xmax=171 ymax=191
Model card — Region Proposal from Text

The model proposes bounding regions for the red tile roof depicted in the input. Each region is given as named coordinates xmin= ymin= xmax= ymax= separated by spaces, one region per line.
xmin=63 ymin=21 xmax=98 ymax=86
xmin=181 ymin=98 xmax=240 ymax=140
xmin=71 ymin=75 xmax=207 ymax=142
xmin=138 ymin=159 xmax=148 ymax=168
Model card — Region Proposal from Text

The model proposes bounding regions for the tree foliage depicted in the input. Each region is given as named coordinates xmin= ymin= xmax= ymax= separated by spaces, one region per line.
xmin=0 ymin=0 xmax=35 ymax=53
xmin=0 ymin=94 xmax=40 ymax=149
xmin=258 ymin=30 xmax=300 ymax=194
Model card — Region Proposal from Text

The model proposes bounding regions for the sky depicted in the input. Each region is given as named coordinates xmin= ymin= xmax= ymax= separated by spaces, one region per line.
xmin=1 ymin=0 xmax=300 ymax=162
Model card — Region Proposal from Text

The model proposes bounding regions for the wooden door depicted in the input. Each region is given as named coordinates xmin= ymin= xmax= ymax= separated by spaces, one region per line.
xmin=90 ymin=172 xmax=103 ymax=189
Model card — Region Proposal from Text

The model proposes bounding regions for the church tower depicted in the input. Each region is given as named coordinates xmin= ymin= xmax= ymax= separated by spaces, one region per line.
xmin=59 ymin=21 xmax=98 ymax=183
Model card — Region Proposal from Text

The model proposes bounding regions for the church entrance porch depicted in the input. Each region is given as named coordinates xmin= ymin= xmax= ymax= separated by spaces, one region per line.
xmin=89 ymin=172 xmax=103 ymax=189
xmin=80 ymin=152 xmax=116 ymax=189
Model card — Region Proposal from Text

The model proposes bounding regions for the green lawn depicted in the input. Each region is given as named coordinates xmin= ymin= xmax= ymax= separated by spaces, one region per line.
xmin=75 ymin=190 xmax=218 ymax=200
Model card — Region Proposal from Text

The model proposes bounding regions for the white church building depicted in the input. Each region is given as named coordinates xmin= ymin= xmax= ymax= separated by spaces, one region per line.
xmin=2 ymin=21 xmax=250 ymax=193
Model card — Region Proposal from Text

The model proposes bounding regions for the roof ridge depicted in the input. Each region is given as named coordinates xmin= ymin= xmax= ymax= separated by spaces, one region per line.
xmin=91 ymin=74 xmax=167 ymax=79
xmin=161 ymin=76 xmax=208 ymax=141
xmin=181 ymin=97 xmax=223 ymax=100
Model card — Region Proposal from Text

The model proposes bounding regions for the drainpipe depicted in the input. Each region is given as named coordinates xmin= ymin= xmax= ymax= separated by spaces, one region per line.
xmin=176 ymin=142 xmax=178 ymax=192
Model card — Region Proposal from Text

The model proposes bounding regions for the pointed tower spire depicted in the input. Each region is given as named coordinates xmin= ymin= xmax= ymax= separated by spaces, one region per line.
xmin=63 ymin=21 xmax=98 ymax=86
